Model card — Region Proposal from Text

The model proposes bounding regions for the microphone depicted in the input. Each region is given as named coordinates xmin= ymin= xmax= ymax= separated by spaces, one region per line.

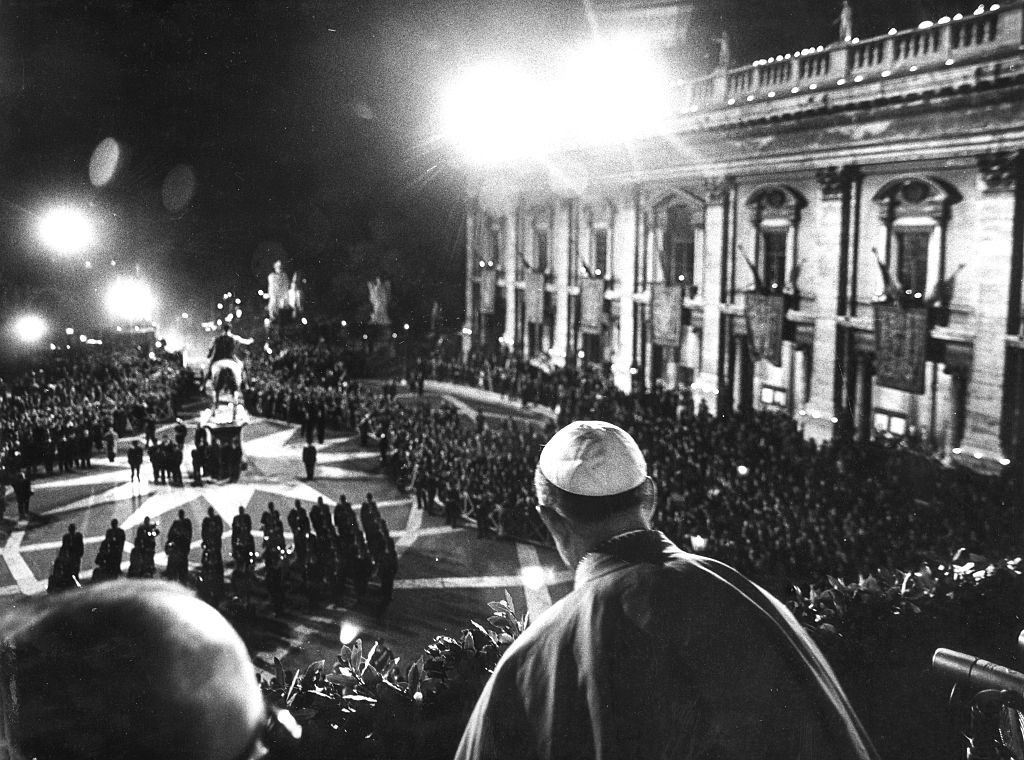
xmin=933 ymin=648 xmax=1024 ymax=695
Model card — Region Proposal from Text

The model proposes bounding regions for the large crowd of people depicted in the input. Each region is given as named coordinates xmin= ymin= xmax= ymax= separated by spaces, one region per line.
xmin=0 ymin=346 xmax=195 ymax=517
xmin=424 ymin=351 xmax=1019 ymax=589
xmin=18 ymin=335 xmax=1021 ymax=610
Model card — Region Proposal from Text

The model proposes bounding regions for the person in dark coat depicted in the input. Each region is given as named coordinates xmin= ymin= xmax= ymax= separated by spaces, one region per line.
xmin=105 ymin=519 xmax=126 ymax=575
xmin=288 ymin=500 xmax=310 ymax=567
xmin=127 ymin=440 xmax=144 ymax=483
xmin=456 ymin=421 xmax=878 ymax=760
xmin=202 ymin=507 xmax=223 ymax=557
xmin=169 ymin=443 xmax=183 ymax=486
xmin=103 ymin=427 xmax=118 ymax=463
xmin=310 ymin=496 xmax=332 ymax=537
xmin=165 ymin=509 xmax=193 ymax=583
xmin=173 ymin=418 xmax=188 ymax=448
xmin=302 ymin=442 xmax=316 ymax=480
xmin=192 ymin=441 xmax=205 ymax=486
xmin=12 ymin=469 xmax=32 ymax=521
xmin=377 ymin=537 xmax=398 ymax=616
xmin=61 ymin=523 xmax=85 ymax=578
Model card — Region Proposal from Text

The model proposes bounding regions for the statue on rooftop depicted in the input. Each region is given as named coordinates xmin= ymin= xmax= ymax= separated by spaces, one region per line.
xmin=715 ymin=30 xmax=731 ymax=70
xmin=838 ymin=0 xmax=854 ymax=42
xmin=368 ymin=277 xmax=391 ymax=326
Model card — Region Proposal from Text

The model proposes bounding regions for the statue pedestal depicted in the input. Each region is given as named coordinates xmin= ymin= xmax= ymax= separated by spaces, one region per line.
xmin=199 ymin=403 xmax=250 ymax=440
xmin=369 ymin=323 xmax=395 ymax=357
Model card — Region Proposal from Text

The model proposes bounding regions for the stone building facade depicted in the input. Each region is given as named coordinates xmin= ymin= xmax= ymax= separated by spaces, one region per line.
xmin=462 ymin=2 xmax=1024 ymax=470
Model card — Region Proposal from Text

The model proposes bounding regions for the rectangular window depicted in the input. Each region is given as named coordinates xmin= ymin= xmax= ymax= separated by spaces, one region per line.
xmin=873 ymin=409 xmax=907 ymax=437
xmin=535 ymin=229 xmax=549 ymax=272
xmin=896 ymin=229 xmax=929 ymax=296
xmin=762 ymin=230 xmax=787 ymax=289
xmin=760 ymin=385 xmax=787 ymax=408
xmin=593 ymin=228 xmax=609 ymax=277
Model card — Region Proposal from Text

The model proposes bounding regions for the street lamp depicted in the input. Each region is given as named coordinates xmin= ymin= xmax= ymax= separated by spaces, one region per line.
xmin=13 ymin=314 xmax=46 ymax=343
xmin=38 ymin=206 xmax=96 ymax=255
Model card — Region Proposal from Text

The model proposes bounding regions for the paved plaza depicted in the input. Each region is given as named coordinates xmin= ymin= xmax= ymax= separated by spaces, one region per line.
xmin=0 ymin=393 xmax=571 ymax=671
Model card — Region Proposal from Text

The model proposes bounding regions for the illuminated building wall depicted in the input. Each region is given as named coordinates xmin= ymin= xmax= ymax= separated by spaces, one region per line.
xmin=464 ymin=3 xmax=1024 ymax=469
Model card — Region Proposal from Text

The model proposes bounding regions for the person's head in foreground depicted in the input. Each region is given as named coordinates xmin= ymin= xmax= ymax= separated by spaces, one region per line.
xmin=534 ymin=420 xmax=655 ymax=569
xmin=0 ymin=580 xmax=268 ymax=760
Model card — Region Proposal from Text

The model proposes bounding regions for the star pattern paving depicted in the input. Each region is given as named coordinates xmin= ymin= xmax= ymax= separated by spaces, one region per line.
xmin=0 ymin=408 xmax=571 ymax=667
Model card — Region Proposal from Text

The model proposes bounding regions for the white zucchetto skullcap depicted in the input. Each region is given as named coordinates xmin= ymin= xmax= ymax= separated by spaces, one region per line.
xmin=537 ymin=420 xmax=647 ymax=497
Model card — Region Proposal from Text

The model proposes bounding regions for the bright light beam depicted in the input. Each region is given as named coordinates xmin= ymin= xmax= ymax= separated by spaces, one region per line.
xmin=38 ymin=207 xmax=96 ymax=255
xmin=441 ymin=62 xmax=549 ymax=165
xmin=556 ymin=36 xmax=671 ymax=146
xmin=106 ymin=278 xmax=155 ymax=323
xmin=13 ymin=314 xmax=46 ymax=343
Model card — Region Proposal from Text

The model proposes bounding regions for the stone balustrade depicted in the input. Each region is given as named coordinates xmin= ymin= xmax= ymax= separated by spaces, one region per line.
xmin=674 ymin=2 xmax=1021 ymax=113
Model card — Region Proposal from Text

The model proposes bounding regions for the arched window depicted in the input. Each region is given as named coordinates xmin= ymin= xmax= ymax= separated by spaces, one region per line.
xmin=745 ymin=185 xmax=804 ymax=292
xmin=872 ymin=177 xmax=961 ymax=300
xmin=650 ymin=192 xmax=703 ymax=293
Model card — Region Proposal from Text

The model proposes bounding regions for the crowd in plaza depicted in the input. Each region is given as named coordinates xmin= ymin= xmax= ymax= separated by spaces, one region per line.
xmin=425 ymin=351 xmax=1019 ymax=587
xmin=0 ymin=347 xmax=194 ymax=518
xmin=20 ymin=336 xmax=1020 ymax=606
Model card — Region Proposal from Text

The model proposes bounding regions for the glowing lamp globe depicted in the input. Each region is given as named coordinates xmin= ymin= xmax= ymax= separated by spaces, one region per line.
xmin=106 ymin=278 xmax=155 ymax=323
xmin=13 ymin=315 xmax=46 ymax=343
xmin=38 ymin=207 xmax=95 ymax=255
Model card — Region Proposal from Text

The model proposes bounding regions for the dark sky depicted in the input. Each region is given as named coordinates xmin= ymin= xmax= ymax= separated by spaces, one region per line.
xmin=0 ymin=0 xmax=975 ymax=337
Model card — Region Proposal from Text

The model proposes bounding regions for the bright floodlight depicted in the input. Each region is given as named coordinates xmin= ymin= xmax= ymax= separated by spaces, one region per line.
xmin=13 ymin=314 xmax=46 ymax=343
xmin=38 ymin=206 xmax=95 ymax=255
xmin=441 ymin=62 xmax=548 ymax=164
xmin=106 ymin=277 xmax=155 ymax=322
xmin=557 ymin=36 xmax=670 ymax=146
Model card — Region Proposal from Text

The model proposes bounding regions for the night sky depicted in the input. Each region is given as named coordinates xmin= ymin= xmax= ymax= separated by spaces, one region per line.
xmin=0 ymin=0 xmax=976 ymax=341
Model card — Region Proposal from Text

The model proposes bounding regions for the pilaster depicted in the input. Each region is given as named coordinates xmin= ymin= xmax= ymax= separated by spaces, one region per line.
xmin=550 ymin=199 xmax=571 ymax=367
xmin=958 ymin=152 xmax=1019 ymax=461
xmin=611 ymin=194 xmax=637 ymax=392
xmin=695 ymin=179 xmax=729 ymax=414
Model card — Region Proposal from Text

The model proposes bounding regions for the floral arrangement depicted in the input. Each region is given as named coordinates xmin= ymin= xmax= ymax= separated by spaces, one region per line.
xmin=260 ymin=591 xmax=529 ymax=759
xmin=260 ymin=556 xmax=1024 ymax=759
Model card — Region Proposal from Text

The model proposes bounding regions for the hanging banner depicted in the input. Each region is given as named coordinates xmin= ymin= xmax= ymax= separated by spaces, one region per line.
xmin=650 ymin=283 xmax=682 ymax=346
xmin=525 ymin=271 xmax=545 ymax=325
xmin=580 ymin=278 xmax=605 ymax=334
xmin=874 ymin=303 xmax=928 ymax=394
xmin=479 ymin=268 xmax=496 ymax=315
xmin=744 ymin=292 xmax=785 ymax=366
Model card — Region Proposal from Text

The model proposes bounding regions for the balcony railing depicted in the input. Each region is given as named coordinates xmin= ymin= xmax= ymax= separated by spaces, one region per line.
xmin=675 ymin=2 xmax=1021 ymax=112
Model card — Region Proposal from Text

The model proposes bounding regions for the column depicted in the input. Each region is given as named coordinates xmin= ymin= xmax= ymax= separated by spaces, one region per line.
xmin=697 ymin=180 xmax=729 ymax=414
xmin=959 ymin=153 xmax=1018 ymax=460
xmin=502 ymin=214 xmax=517 ymax=349
xmin=803 ymin=168 xmax=848 ymax=441
xmin=855 ymin=353 xmax=874 ymax=441
xmin=463 ymin=201 xmax=477 ymax=359
xmin=611 ymin=193 xmax=637 ymax=392
xmin=550 ymin=199 xmax=571 ymax=367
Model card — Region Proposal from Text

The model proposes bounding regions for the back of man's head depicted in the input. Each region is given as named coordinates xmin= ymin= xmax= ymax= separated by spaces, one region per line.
xmin=535 ymin=420 xmax=653 ymax=524
xmin=0 ymin=580 xmax=264 ymax=760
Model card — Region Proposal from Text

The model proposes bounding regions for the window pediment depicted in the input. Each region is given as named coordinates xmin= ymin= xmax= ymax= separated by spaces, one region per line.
xmin=745 ymin=185 xmax=805 ymax=224
xmin=873 ymin=176 xmax=961 ymax=222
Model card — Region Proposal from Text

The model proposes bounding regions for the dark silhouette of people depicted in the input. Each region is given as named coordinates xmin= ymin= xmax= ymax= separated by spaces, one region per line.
xmin=302 ymin=442 xmax=317 ymax=480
